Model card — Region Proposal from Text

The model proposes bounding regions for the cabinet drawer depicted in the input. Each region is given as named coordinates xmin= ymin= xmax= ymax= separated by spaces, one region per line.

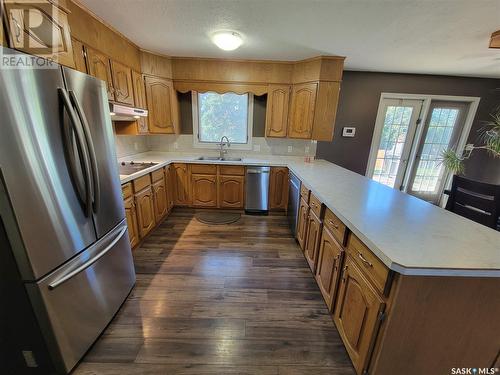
xmin=122 ymin=183 xmax=133 ymax=199
xmin=220 ymin=165 xmax=245 ymax=176
xmin=324 ymin=208 xmax=347 ymax=246
xmin=347 ymin=233 xmax=390 ymax=295
xmin=151 ymin=168 xmax=164 ymax=182
xmin=300 ymin=183 xmax=310 ymax=203
xmin=133 ymin=174 xmax=151 ymax=192
xmin=309 ymin=193 xmax=323 ymax=218
xmin=191 ymin=164 xmax=217 ymax=174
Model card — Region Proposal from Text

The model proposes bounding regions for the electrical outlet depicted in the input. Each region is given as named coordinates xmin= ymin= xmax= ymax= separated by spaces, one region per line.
xmin=305 ymin=146 xmax=310 ymax=154
xmin=253 ymin=144 xmax=261 ymax=152
xmin=174 ymin=142 xmax=178 ymax=150
xmin=287 ymin=146 xmax=293 ymax=153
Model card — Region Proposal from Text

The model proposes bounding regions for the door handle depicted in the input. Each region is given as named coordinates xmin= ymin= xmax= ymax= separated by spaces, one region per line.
xmin=48 ymin=226 xmax=127 ymax=290
xmin=69 ymin=90 xmax=101 ymax=214
xmin=59 ymin=88 xmax=92 ymax=217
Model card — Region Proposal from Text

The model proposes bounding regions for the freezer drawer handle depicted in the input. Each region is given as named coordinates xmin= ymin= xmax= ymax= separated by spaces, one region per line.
xmin=48 ymin=226 xmax=128 ymax=290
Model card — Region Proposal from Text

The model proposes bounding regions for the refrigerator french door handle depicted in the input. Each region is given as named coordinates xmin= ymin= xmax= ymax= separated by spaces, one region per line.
xmin=58 ymin=88 xmax=93 ymax=218
xmin=68 ymin=90 xmax=101 ymax=214
xmin=48 ymin=225 xmax=128 ymax=290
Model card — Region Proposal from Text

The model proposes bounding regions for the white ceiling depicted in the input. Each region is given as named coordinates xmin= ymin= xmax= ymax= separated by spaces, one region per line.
xmin=79 ymin=0 xmax=500 ymax=78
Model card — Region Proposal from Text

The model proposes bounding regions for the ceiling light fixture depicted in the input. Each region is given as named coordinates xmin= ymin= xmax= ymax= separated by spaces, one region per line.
xmin=211 ymin=31 xmax=243 ymax=51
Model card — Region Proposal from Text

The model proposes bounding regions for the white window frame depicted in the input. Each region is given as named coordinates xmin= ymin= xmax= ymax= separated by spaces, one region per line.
xmin=192 ymin=91 xmax=254 ymax=150
xmin=366 ymin=93 xmax=480 ymax=204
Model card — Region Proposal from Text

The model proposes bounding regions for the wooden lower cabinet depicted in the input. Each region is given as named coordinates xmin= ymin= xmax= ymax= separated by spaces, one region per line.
xmin=269 ymin=167 xmax=289 ymax=210
xmin=304 ymin=210 xmax=322 ymax=272
xmin=164 ymin=166 xmax=174 ymax=212
xmin=191 ymin=174 xmax=217 ymax=207
xmin=173 ymin=163 xmax=190 ymax=206
xmin=334 ymin=256 xmax=385 ymax=375
xmin=134 ymin=186 xmax=155 ymax=238
xmin=296 ymin=197 xmax=309 ymax=250
xmin=123 ymin=196 xmax=139 ymax=248
xmin=152 ymin=178 xmax=167 ymax=223
xmin=315 ymin=227 xmax=343 ymax=311
xmin=219 ymin=175 xmax=244 ymax=208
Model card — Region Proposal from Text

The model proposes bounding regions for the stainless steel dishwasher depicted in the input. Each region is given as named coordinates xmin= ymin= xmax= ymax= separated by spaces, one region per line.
xmin=245 ymin=166 xmax=270 ymax=213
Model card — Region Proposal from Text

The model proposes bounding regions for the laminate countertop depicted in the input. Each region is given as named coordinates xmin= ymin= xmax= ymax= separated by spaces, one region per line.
xmin=118 ymin=151 xmax=500 ymax=277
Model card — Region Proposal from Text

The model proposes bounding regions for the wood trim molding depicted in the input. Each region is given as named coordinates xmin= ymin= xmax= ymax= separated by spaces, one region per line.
xmin=490 ymin=30 xmax=500 ymax=48
xmin=174 ymin=80 xmax=268 ymax=95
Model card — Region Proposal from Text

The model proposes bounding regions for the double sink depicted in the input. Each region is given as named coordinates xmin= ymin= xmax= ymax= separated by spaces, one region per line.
xmin=197 ymin=156 xmax=243 ymax=162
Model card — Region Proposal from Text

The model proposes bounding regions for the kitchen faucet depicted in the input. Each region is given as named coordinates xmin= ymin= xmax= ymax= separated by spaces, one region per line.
xmin=219 ymin=136 xmax=230 ymax=159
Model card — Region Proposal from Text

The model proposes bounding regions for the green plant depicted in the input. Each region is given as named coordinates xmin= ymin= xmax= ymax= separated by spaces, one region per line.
xmin=441 ymin=109 xmax=500 ymax=175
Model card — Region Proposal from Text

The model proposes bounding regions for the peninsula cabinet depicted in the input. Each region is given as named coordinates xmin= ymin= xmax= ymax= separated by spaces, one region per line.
xmin=296 ymin=197 xmax=309 ymax=250
xmin=265 ymin=85 xmax=291 ymax=137
xmin=111 ymin=60 xmax=134 ymax=106
xmin=269 ymin=167 xmax=289 ymax=210
xmin=315 ymin=226 xmax=344 ymax=311
xmin=172 ymin=163 xmax=191 ymax=206
xmin=144 ymin=76 xmax=180 ymax=134
xmin=288 ymin=82 xmax=317 ymax=139
xmin=334 ymin=256 xmax=385 ymax=375
xmin=303 ymin=209 xmax=322 ymax=272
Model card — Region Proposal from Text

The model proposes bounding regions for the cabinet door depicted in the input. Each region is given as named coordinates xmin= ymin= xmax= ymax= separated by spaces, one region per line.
xmin=296 ymin=198 xmax=309 ymax=250
xmin=144 ymin=76 xmax=179 ymax=134
xmin=86 ymin=47 xmax=114 ymax=100
xmin=172 ymin=163 xmax=190 ymax=206
xmin=269 ymin=167 xmax=289 ymax=210
xmin=192 ymin=174 xmax=217 ymax=208
xmin=265 ymin=85 xmax=290 ymax=137
xmin=71 ymin=38 xmax=87 ymax=73
xmin=135 ymin=186 xmax=155 ymax=238
xmin=132 ymin=70 xmax=148 ymax=133
xmin=288 ymin=82 xmax=318 ymax=139
xmin=219 ymin=175 xmax=244 ymax=209
xmin=111 ymin=60 xmax=134 ymax=105
xmin=316 ymin=227 xmax=343 ymax=311
xmin=334 ymin=257 xmax=385 ymax=375
xmin=123 ymin=196 xmax=139 ymax=248
xmin=311 ymin=81 xmax=340 ymax=141
xmin=4 ymin=1 xmax=75 ymax=68
xmin=164 ymin=166 xmax=174 ymax=212
xmin=304 ymin=210 xmax=322 ymax=272
xmin=152 ymin=179 xmax=167 ymax=223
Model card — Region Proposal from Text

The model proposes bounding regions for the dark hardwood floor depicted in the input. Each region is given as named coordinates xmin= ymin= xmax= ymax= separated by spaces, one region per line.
xmin=73 ymin=209 xmax=355 ymax=375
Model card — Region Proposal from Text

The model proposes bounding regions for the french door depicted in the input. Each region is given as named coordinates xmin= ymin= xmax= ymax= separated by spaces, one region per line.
xmin=368 ymin=96 xmax=473 ymax=205
xmin=368 ymin=99 xmax=423 ymax=189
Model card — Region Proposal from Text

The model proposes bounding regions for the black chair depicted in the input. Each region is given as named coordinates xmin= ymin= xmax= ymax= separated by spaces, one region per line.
xmin=444 ymin=175 xmax=500 ymax=230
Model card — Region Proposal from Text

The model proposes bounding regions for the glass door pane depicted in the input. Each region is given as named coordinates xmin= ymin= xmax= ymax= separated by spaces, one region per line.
xmin=406 ymin=101 xmax=469 ymax=204
xmin=370 ymin=99 xmax=423 ymax=188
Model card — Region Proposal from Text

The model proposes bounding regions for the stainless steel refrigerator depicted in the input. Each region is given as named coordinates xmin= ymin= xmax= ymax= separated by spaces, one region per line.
xmin=0 ymin=47 xmax=136 ymax=374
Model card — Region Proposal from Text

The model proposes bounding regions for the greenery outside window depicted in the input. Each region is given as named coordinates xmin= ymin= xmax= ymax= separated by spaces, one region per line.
xmin=192 ymin=91 xmax=253 ymax=149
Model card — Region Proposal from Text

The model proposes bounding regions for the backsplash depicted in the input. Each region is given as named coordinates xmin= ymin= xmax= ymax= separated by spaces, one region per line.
xmin=146 ymin=135 xmax=317 ymax=157
xmin=115 ymin=134 xmax=317 ymax=158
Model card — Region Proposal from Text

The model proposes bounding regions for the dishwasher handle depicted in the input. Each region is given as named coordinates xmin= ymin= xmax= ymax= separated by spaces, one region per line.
xmin=247 ymin=168 xmax=270 ymax=174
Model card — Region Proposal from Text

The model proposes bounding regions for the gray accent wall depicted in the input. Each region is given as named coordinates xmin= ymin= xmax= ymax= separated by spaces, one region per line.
xmin=316 ymin=71 xmax=500 ymax=184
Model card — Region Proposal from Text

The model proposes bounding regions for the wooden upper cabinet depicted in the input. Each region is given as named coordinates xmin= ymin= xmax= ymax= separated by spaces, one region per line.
xmin=172 ymin=163 xmax=190 ymax=206
xmin=265 ymin=85 xmax=290 ymax=138
xmin=288 ymin=82 xmax=317 ymax=139
xmin=334 ymin=256 xmax=385 ymax=375
xmin=71 ymin=38 xmax=87 ymax=73
xmin=312 ymin=81 xmax=341 ymax=141
xmin=152 ymin=178 xmax=167 ymax=223
xmin=269 ymin=167 xmax=289 ymax=210
xmin=304 ymin=210 xmax=322 ymax=273
xmin=134 ymin=186 xmax=155 ymax=238
xmin=191 ymin=174 xmax=217 ymax=208
xmin=144 ymin=76 xmax=179 ymax=134
xmin=296 ymin=197 xmax=309 ymax=250
xmin=132 ymin=71 xmax=147 ymax=109
xmin=316 ymin=226 xmax=343 ymax=311
xmin=219 ymin=175 xmax=244 ymax=209
xmin=4 ymin=0 xmax=75 ymax=68
xmin=85 ymin=47 xmax=114 ymax=100
xmin=111 ymin=60 xmax=134 ymax=105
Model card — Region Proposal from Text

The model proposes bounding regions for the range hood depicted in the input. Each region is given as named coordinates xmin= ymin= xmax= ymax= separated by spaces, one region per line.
xmin=109 ymin=102 xmax=148 ymax=121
